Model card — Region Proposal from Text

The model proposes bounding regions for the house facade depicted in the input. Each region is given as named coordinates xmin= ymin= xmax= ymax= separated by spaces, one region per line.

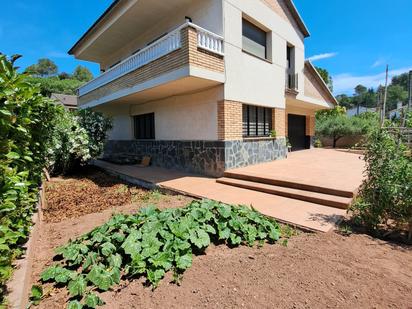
xmin=69 ymin=0 xmax=337 ymax=177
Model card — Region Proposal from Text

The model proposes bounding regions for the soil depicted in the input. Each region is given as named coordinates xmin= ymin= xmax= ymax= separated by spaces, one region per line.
xmin=43 ymin=166 xmax=168 ymax=223
xmin=29 ymin=168 xmax=412 ymax=309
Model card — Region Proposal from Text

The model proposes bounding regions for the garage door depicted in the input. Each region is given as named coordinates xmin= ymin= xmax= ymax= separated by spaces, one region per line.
xmin=288 ymin=114 xmax=306 ymax=151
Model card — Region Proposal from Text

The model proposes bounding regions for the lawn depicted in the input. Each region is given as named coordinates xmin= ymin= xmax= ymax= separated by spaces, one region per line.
xmin=27 ymin=167 xmax=412 ymax=308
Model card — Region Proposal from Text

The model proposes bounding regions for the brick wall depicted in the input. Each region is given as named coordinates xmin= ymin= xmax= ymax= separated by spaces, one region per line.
xmin=217 ymin=100 xmax=243 ymax=140
xmin=272 ymin=108 xmax=286 ymax=137
xmin=306 ymin=115 xmax=315 ymax=136
xmin=79 ymin=26 xmax=224 ymax=106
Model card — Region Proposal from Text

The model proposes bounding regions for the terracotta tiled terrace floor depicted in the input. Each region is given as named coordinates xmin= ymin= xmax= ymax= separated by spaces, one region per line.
xmin=94 ymin=149 xmax=365 ymax=232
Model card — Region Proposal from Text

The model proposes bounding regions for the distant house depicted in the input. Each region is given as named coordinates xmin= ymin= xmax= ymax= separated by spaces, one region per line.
xmin=51 ymin=93 xmax=78 ymax=111
xmin=346 ymin=106 xmax=376 ymax=117
xmin=388 ymin=102 xmax=407 ymax=119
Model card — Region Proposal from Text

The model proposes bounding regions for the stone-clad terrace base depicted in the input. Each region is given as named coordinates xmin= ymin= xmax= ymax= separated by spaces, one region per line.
xmin=103 ymin=138 xmax=287 ymax=177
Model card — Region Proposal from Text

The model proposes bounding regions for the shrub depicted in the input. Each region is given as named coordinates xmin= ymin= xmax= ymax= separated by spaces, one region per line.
xmin=77 ymin=109 xmax=112 ymax=158
xmin=350 ymin=129 xmax=412 ymax=239
xmin=35 ymin=200 xmax=283 ymax=308
xmin=316 ymin=108 xmax=378 ymax=148
xmin=0 ymin=54 xmax=63 ymax=303
xmin=0 ymin=55 xmax=111 ymax=304
xmin=47 ymin=110 xmax=91 ymax=175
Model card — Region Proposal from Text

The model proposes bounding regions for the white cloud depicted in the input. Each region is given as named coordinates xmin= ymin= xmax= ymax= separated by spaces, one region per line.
xmin=333 ymin=67 xmax=412 ymax=95
xmin=46 ymin=51 xmax=70 ymax=59
xmin=307 ymin=52 xmax=338 ymax=62
xmin=371 ymin=58 xmax=386 ymax=68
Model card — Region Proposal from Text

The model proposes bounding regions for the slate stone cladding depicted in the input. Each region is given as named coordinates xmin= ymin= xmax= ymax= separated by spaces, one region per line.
xmin=103 ymin=138 xmax=287 ymax=177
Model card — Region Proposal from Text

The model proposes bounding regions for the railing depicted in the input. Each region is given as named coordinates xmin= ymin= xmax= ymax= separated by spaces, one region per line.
xmin=286 ymin=71 xmax=299 ymax=91
xmin=78 ymin=22 xmax=224 ymax=97
xmin=384 ymin=127 xmax=412 ymax=147
xmin=197 ymin=28 xmax=224 ymax=56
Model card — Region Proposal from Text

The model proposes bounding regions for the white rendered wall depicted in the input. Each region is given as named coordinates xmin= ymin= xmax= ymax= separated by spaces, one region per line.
xmin=223 ymin=0 xmax=305 ymax=109
xmin=126 ymin=86 xmax=223 ymax=141
xmin=95 ymin=104 xmax=134 ymax=141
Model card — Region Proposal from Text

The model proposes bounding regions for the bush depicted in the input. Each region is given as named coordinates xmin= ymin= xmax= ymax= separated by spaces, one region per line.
xmin=350 ymin=129 xmax=412 ymax=239
xmin=316 ymin=108 xmax=378 ymax=148
xmin=47 ymin=110 xmax=91 ymax=175
xmin=0 ymin=54 xmax=63 ymax=303
xmin=0 ymin=55 xmax=111 ymax=304
xmin=34 ymin=200 xmax=282 ymax=308
xmin=77 ymin=109 xmax=113 ymax=158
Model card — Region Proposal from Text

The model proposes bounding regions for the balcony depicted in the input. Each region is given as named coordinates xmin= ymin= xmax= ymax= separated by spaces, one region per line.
xmin=285 ymin=71 xmax=299 ymax=94
xmin=78 ymin=22 xmax=225 ymax=108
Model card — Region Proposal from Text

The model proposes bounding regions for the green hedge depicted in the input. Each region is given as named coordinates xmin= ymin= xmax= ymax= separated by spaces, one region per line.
xmin=0 ymin=55 xmax=64 ymax=303
xmin=0 ymin=55 xmax=112 ymax=304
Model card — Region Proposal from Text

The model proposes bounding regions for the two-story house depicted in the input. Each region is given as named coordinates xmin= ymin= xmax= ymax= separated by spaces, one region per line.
xmin=69 ymin=0 xmax=337 ymax=177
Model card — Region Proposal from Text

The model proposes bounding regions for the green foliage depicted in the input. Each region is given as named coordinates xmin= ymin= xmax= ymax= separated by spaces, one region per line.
xmin=316 ymin=108 xmax=378 ymax=147
xmin=24 ymin=58 xmax=58 ymax=77
xmin=77 ymin=109 xmax=113 ymax=158
xmin=36 ymin=200 xmax=282 ymax=308
xmin=406 ymin=112 xmax=412 ymax=128
xmin=73 ymin=66 xmax=94 ymax=83
xmin=336 ymin=70 xmax=410 ymax=112
xmin=26 ymin=76 xmax=83 ymax=96
xmin=0 ymin=54 xmax=64 ymax=304
xmin=47 ymin=110 xmax=91 ymax=175
xmin=350 ymin=129 xmax=412 ymax=238
xmin=29 ymin=285 xmax=43 ymax=305
xmin=0 ymin=55 xmax=110 ymax=304
xmin=315 ymin=66 xmax=333 ymax=92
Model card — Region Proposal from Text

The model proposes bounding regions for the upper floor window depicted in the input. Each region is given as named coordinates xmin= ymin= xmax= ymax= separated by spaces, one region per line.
xmin=242 ymin=19 xmax=268 ymax=60
xmin=134 ymin=113 xmax=155 ymax=140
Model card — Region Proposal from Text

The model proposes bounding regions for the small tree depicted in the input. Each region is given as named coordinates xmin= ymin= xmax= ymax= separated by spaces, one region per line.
xmin=316 ymin=113 xmax=356 ymax=148
xmin=73 ymin=65 xmax=93 ymax=82
xmin=316 ymin=108 xmax=377 ymax=148
xmin=25 ymin=58 xmax=58 ymax=77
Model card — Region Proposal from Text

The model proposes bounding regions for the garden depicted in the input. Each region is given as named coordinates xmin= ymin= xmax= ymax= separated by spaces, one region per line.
xmin=1 ymin=55 xmax=412 ymax=308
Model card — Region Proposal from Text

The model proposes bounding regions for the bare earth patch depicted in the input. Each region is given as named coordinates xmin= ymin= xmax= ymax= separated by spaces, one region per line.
xmin=29 ymin=168 xmax=412 ymax=308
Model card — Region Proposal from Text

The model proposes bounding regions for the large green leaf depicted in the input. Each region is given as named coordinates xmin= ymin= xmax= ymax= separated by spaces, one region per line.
xmin=68 ymin=276 xmax=87 ymax=297
xmin=86 ymin=265 xmax=114 ymax=291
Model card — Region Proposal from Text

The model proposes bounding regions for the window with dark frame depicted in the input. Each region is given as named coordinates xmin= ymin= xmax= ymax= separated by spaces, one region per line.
xmin=242 ymin=18 xmax=268 ymax=60
xmin=134 ymin=113 xmax=155 ymax=140
xmin=242 ymin=105 xmax=272 ymax=137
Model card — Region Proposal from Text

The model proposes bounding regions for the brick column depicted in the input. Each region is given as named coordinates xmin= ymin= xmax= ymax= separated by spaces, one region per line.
xmin=217 ymin=100 xmax=242 ymax=140
xmin=272 ymin=108 xmax=286 ymax=137
xmin=306 ymin=115 xmax=316 ymax=136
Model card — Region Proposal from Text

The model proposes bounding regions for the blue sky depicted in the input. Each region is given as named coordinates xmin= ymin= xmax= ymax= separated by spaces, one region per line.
xmin=1 ymin=0 xmax=411 ymax=95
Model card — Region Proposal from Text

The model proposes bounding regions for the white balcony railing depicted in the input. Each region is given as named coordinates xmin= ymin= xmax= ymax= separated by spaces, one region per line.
xmin=78 ymin=22 xmax=224 ymax=97
xmin=197 ymin=27 xmax=224 ymax=56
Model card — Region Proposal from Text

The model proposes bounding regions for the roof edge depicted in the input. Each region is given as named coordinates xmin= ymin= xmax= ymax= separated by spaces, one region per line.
xmin=284 ymin=0 xmax=310 ymax=38
xmin=68 ymin=0 xmax=121 ymax=55
xmin=304 ymin=60 xmax=338 ymax=105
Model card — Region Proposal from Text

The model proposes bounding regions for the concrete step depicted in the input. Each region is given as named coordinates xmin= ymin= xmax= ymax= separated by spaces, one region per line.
xmin=216 ymin=177 xmax=353 ymax=209
xmin=223 ymin=171 xmax=355 ymax=198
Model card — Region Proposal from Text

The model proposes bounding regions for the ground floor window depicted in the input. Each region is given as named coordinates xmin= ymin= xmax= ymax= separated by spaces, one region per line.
xmin=242 ymin=105 xmax=272 ymax=137
xmin=134 ymin=113 xmax=155 ymax=139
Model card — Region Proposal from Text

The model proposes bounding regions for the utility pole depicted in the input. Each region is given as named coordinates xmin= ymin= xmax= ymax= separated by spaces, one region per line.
xmin=408 ymin=70 xmax=412 ymax=109
xmin=381 ymin=65 xmax=389 ymax=127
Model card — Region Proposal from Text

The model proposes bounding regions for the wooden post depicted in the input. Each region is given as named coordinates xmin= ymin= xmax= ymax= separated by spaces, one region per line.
xmin=381 ymin=65 xmax=389 ymax=127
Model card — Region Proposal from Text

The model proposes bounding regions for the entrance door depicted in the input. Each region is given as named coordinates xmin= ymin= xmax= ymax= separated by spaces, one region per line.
xmin=288 ymin=114 xmax=306 ymax=151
